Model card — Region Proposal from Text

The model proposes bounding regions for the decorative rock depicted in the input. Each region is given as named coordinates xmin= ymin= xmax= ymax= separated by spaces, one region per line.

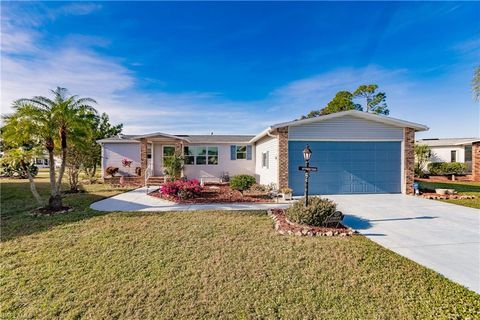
xmin=268 ymin=209 xmax=353 ymax=237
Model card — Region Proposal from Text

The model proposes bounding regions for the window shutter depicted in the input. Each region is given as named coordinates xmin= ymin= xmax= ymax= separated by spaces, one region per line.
xmin=230 ymin=145 xmax=237 ymax=160
xmin=246 ymin=145 xmax=252 ymax=160
xmin=266 ymin=151 xmax=269 ymax=169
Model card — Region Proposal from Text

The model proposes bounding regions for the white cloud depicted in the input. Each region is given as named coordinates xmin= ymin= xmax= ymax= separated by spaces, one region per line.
xmin=52 ymin=3 xmax=102 ymax=17
xmin=1 ymin=3 xmax=478 ymax=138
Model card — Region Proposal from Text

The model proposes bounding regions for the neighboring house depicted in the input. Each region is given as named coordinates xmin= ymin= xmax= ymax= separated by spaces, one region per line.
xmin=33 ymin=156 xmax=50 ymax=168
xmin=33 ymin=153 xmax=62 ymax=169
xmin=417 ymin=138 xmax=480 ymax=174
xmin=98 ymin=110 xmax=432 ymax=195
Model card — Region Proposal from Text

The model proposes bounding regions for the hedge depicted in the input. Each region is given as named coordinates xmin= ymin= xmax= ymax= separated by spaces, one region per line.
xmin=427 ymin=162 xmax=467 ymax=175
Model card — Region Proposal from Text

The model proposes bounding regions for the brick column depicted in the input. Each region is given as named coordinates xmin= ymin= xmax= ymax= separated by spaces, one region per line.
xmin=472 ymin=142 xmax=480 ymax=182
xmin=140 ymin=138 xmax=147 ymax=184
xmin=404 ymin=128 xmax=415 ymax=195
xmin=174 ymin=141 xmax=183 ymax=156
xmin=277 ymin=127 xmax=289 ymax=189
xmin=174 ymin=141 xmax=184 ymax=178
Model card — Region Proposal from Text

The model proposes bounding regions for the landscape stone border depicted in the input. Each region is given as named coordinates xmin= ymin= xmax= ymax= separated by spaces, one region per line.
xmin=268 ymin=209 xmax=355 ymax=237
xmin=420 ymin=193 xmax=476 ymax=200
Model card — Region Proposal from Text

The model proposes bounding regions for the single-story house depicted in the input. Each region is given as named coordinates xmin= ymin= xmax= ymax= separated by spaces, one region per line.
xmin=98 ymin=110 xmax=432 ymax=195
xmin=416 ymin=137 xmax=480 ymax=176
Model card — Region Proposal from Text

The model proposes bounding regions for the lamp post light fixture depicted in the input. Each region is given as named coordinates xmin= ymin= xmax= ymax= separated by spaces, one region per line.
xmin=303 ymin=145 xmax=312 ymax=206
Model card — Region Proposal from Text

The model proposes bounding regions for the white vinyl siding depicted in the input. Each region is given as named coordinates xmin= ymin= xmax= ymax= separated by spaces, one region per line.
xmin=102 ymin=142 xmax=141 ymax=176
xmin=429 ymin=146 xmax=466 ymax=163
xmin=255 ymin=136 xmax=278 ymax=186
xmin=288 ymin=115 xmax=403 ymax=141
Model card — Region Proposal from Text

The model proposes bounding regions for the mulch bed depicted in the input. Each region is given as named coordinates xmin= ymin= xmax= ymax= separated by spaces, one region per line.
xmin=149 ymin=183 xmax=275 ymax=204
xmin=416 ymin=176 xmax=473 ymax=182
xmin=420 ymin=193 xmax=476 ymax=200
xmin=30 ymin=206 xmax=74 ymax=217
xmin=268 ymin=209 xmax=355 ymax=237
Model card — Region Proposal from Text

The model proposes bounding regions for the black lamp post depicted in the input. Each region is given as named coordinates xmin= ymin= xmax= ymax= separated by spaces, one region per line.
xmin=303 ymin=145 xmax=312 ymax=206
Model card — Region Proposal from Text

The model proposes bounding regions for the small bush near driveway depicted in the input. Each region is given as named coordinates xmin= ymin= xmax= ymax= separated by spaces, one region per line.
xmin=230 ymin=174 xmax=256 ymax=193
xmin=286 ymin=197 xmax=337 ymax=227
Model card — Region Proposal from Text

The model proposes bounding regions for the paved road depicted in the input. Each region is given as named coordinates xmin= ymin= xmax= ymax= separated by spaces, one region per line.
xmin=326 ymin=194 xmax=480 ymax=294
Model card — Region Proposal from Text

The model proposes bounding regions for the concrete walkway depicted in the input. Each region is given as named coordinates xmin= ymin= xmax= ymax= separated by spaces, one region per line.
xmin=325 ymin=194 xmax=480 ymax=294
xmin=90 ymin=186 xmax=290 ymax=212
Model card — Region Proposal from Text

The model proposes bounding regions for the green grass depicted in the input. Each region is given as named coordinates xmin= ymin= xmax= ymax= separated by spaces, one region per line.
xmin=1 ymin=174 xmax=479 ymax=319
xmin=417 ymin=180 xmax=480 ymax=209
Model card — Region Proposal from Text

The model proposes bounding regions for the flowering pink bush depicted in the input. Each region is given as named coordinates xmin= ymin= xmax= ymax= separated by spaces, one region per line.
xmin=160 ymin=179 xmax=203 ymax=200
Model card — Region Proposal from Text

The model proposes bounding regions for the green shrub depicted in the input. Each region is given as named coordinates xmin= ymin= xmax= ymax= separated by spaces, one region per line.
xmin=427 ymin=162 xmax=467 ymax=175
xmin=230 ymin=175 xmax=256 ymax=193
xmin=0 ymin=162 xmax=38 ymax=179
xmin=163 ymin=155 xmax=184 ymax=179
xmin=286 ymin=197 xmax=337 ymax=227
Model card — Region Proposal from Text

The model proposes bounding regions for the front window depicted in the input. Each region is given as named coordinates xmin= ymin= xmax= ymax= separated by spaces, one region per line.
xmin=163 ymin=146 xmax=175 ymax=164
xmin=184 ymin=146 xmax=218 ymax=165
xmin=465 ymin=146 xmax=472 ymax=162
xmin=35 ymin=158 xmax=43 ymax=165
xmin=208 ymin=147 xmax=218 ymax=165
xmin=261 ymin=152 xmax=268 ymax=168
xmin=184 ymin=146 xmax=195 ymax=165
xmin=236 ymin=145 xmax=247 ymax=159
xmin=147 ymin=144 xmax=152 ymax=159
xmin=196 ymin=146 xmax=207 ymax=165
xmin=450 ymin=150 xmax=457 ymax=163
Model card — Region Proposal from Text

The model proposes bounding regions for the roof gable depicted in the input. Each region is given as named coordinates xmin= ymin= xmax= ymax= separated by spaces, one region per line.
xmin=250 ymin=110 xmax=428 ymax=143
xmin=272 ymin=110 xmax=428 ymax=131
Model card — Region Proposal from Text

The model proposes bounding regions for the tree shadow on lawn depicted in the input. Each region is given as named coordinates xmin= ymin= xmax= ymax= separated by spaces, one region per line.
xmin=1 ymin=180 xmax=132 ymax=242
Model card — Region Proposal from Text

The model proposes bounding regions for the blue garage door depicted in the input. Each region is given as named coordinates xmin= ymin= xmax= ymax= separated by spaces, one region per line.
xmin=289 ymin=141 xmax=401 ymax=196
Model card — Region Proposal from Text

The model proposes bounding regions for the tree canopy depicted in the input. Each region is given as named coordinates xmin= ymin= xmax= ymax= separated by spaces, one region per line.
xmin=353 ymin=84 xmax=388 ymax=115
xmin=2 ymin=87 xmax=98 ymax=210
xmin=300 ymin=84 xmax=389 ymax=119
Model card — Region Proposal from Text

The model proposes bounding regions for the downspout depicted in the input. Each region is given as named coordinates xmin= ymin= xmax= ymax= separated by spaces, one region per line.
xmin=267 ymin=129 xmax=276 ymax=138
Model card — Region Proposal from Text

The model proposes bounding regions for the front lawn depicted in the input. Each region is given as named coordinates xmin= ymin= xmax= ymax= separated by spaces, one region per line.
xmin=417 ymin=180 xmax=480 ymax=209
xmin=1 ymin=175 xmax=479 ymax=318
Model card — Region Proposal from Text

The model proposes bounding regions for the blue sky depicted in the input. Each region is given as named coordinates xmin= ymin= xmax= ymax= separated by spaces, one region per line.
xmin=1 ymin=1 xmax=479 ymax=138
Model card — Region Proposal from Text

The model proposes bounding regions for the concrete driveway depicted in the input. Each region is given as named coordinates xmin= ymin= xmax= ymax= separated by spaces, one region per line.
xmin=325 ymin=194 xmax=480 ymax=294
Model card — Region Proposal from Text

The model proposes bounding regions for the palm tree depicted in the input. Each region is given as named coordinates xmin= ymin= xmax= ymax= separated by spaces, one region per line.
xmin=3 ymin=87 xmax=97 ymax=210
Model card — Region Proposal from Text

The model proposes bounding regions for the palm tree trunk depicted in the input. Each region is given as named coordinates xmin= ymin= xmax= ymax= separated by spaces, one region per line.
xmin=47 ymin=128 xmax=67 ymax=210
xmin=54 ymin=127 xmax=68 ymax=195
xmin=46 ymin=145 xmax=63 ymax=209
xmin=20 ymin=160 xmax=43 ymax=206
xmin=46 ymin=140 xmax=56 ymax=195
xmin=55 ymin=147 xmax=67 ymax=194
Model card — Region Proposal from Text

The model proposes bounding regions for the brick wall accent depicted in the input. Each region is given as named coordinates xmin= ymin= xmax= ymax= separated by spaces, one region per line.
xmin=104 ymin=176 xmax=142 ymax=186
xmin=473 ymin=142 xmax=480 ymax=182
xmin=174 ymin=141 xmax=183 ymax=156
xmin=404 ymin=128 xmax=415 ymax=195
xmin=277 ymin=126 xmax=289 ymax=189
xmin=140 ymin=138 xmax=147 ymax=183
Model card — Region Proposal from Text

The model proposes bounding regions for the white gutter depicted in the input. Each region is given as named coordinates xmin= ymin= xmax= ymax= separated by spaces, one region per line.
xmin=249 ymin=127 xmax=273 ymax=144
